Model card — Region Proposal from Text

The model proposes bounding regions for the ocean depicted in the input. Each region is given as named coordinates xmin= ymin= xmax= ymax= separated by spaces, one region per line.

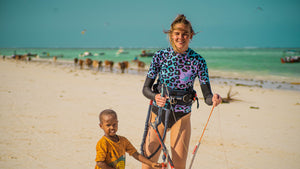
xmin=1 ymin=47 xmax=300 ymax=90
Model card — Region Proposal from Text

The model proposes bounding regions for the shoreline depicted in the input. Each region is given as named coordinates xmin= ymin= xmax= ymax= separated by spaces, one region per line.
xmin=6 ymin=57 xmax=300 ymax=91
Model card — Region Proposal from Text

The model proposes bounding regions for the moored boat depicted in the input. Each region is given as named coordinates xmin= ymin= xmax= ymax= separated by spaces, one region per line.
xmin=116 ymin=48 xmax=129 ymax=55
xmin=79 ymin=51 xmax=93 ymax=57
xmin=281 ymin=50 xmax=300 ymax=63
xmin=139 ymin=50 xmax=154 ymax=57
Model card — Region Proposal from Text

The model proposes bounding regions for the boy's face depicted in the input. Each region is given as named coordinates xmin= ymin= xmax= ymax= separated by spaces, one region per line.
xmin=100 ymin=114 xmax=118 ymax=138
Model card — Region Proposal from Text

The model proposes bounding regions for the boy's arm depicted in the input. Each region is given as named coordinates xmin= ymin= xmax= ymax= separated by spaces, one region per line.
xmin=132 ymin=152 xmax=162 ymax=168
xmin=96 ymin=161 xmax=115 ymax=169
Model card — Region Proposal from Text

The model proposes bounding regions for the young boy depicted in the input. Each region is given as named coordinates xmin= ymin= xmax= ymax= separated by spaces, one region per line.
xmin=95 ymin=109 xmax=161 ymax=169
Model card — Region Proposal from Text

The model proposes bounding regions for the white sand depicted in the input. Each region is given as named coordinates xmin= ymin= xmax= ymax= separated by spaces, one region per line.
xmin=0 ymin=59 xmax=299 ymax=169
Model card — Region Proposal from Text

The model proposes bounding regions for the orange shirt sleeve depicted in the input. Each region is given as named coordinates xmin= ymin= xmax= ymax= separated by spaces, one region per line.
xmin=123 ymin=137 xmax=137 ymax=156
xmin=95 ymin=137 xmax=108 ymax=162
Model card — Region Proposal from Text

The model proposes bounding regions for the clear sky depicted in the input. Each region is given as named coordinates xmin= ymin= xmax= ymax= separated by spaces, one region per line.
xmin=0 ymin=0 xmax=299 ymax=48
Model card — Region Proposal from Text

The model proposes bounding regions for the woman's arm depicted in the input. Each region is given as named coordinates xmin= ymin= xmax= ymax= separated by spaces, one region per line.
xmin=201 ymin=83 xmax=222 ymax=106
xmin=142 ymin=77 xmax=167 ymax=107
xmin=142 ymin=77 xmax=156 ymax=100
xmin=200 ymin=83 xmax=213 ymax=105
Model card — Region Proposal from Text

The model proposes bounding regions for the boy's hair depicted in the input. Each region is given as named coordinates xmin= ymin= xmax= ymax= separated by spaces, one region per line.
xmin=99 ymin=109 xmax=118 ymax=123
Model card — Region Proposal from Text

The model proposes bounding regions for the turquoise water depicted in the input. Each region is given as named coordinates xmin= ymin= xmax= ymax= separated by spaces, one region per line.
xmin=1 ymin=48 xmax=300 ymax=82
xmin=199 ymin=48 xmax=300 ymax=78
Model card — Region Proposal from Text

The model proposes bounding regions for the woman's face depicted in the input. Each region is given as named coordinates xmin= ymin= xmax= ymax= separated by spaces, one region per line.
xmin=171 ymin=23 xmax=193 ymax=53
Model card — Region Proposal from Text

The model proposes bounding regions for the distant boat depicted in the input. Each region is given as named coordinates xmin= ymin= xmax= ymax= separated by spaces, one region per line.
xmin=38 ymin=52 xmax=63 ymax=58
xmin=281 ymin=50 xmax=300 ymax=63
xmin=116 ymin=48 xmax=129 ymax=55
xmin=79 ymin=51 xmax=93 ymax=57
xmin=93 ymin=52 xmax=105 ymax=56
xmin=26 ymin=53 xmax=38 ymax=57
xmin=139 ymin=50 xmax=154 ymax=57
xmin=38 ymin=54 xmax=64 ymax=58
xmin=281 ymin=56 xmax=300 ymax=63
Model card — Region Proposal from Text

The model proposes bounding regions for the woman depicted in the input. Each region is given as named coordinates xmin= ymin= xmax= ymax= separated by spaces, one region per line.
xmin=141 ymin=14 xmax=222 ymax=169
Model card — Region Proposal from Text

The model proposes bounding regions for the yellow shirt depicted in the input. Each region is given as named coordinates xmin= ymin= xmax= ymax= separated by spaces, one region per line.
xmin=95 ymin=135 xmax=137 ymax=169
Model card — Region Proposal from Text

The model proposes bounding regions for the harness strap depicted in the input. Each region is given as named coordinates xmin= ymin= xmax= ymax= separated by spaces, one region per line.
xmin=141 ymin=85 xmax=171 ymax=162
xmin=143 ymin=106 xmax=171 ymax=159
xmin=140 ymin=100 xmax=153 ymax=156
xmin=150 ymin=108 xmax=174 ymax=168
xmin=157 ymin=84 xmax=199 ymax=108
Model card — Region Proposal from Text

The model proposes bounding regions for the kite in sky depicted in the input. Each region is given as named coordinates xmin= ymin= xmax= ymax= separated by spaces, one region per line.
xmin=256 ymin=6 xmax=263 ymax=11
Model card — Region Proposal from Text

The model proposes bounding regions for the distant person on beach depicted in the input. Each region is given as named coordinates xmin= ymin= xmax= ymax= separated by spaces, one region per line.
xmin=95 ymin=109 xmax=161 ymax=169
xmin=141 ymin=14 xmax=222 ymax=169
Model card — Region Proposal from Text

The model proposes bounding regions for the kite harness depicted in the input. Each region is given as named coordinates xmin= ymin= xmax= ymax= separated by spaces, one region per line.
xmin=140 ymin=83 xmax=199 ymax=168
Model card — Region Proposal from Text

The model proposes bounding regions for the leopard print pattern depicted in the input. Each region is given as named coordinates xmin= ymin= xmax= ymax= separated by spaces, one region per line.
xmin=147 ymin=47 xmax=210 ymax=113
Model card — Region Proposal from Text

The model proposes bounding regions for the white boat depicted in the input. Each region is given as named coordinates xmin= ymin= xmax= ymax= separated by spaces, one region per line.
xmin=116 ymin=48 xmax=129 ymax=55
xmin=79 ymin=51 xmax=93 ymax=57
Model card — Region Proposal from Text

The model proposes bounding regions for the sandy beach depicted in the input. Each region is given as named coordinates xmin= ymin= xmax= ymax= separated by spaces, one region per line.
xmin=0 ymin=58 xmax=299 ymax=169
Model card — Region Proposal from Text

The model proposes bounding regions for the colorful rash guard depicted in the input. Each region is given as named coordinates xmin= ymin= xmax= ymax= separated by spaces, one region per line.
xmin=95 ymin=135 xmax=137 ymax=169
xmin=147 ymin=47 xmax=210 ymax=113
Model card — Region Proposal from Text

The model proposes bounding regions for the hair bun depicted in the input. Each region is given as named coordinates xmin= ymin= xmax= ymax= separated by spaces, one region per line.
xmin=175 ymin=14 xmax=186 ymax=21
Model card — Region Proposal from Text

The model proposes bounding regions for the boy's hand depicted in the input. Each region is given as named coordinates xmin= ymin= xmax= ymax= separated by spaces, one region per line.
xmin=152 ymin=162 xmax=162 ymax=168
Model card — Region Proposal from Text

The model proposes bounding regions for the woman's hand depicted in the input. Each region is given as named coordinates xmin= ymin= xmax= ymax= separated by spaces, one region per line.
xmin=155 ymin=94 xmax=168 ymax=107
xmin=212 ymin=93 xmax=222 ymax=107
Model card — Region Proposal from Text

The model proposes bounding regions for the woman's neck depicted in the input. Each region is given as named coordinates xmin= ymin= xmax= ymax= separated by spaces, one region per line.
xmin=172 ymin=46 xmax=189 ymax=54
